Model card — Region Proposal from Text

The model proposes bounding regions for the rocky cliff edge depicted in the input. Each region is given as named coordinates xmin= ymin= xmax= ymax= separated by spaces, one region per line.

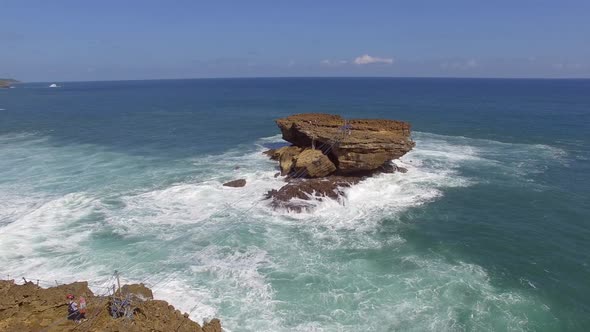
xmin=0 ymin=279 xmax=221 ymax=332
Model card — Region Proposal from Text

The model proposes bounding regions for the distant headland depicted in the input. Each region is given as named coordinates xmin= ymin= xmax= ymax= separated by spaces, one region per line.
xmin=0 ymin=78 xmax=19 ymax=88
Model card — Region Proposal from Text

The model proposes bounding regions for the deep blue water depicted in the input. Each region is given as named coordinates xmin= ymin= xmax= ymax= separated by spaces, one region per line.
xmin=1 ymin=78 xmax=589 ymax=331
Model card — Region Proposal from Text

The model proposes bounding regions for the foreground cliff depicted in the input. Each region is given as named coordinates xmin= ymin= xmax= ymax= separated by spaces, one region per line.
xmin=264 ymin=113 xmax=414 ymax=210
xmin=0 ymin=279 xmax=221 ymax=332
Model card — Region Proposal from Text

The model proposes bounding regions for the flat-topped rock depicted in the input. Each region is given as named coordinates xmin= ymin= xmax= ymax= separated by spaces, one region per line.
xmin=265 ymin=113 xmax=414 ymax=210
xmin=276 ymin=113 xmax=414 ymax=173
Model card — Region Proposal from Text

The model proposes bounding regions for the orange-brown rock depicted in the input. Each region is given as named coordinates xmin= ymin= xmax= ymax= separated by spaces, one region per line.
xmin=265 ymin=113 xmax=413 ymax=210
xmin=276 ymin=113 xmax=414 ymax=174
xmin=277 ymin=146 xmax=303 ymax=175
xmin=120 ymin=283 xmax=153 ymax=301
xmin=0 ymin=279 xmax=221 ymax=332
xmin=293 ymin=149 xmax=337 ymax=178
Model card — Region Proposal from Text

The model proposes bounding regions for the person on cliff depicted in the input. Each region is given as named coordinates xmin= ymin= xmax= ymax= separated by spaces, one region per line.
xmin=78 ymin=295 xmax=87 ymax=321
xmin=66 ymin=294 xmax=80 ymax=322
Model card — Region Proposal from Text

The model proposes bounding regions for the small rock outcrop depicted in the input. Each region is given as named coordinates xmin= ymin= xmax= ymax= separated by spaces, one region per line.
xmin=266 ymin=176 xmax=361 ymax=212
xmin=223 ymin=179 xmax=247 ymax=187
xmin=265 ymin=113 xmax=414 ymax=210
xmin=0 ymin=279 xmax=222 ymax=332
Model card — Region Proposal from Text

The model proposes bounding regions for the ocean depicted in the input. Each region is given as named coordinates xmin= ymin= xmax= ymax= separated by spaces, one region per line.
xmin=0 ymin=78 xmax=589 ymax=331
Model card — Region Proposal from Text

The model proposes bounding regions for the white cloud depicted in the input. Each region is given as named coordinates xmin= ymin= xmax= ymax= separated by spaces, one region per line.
xmin=353 ymin=54 xmax=394 ymax=65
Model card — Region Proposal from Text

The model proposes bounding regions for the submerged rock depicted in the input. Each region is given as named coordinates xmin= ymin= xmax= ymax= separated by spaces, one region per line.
xmin=223 ymin=179 xmax=247 ymax=187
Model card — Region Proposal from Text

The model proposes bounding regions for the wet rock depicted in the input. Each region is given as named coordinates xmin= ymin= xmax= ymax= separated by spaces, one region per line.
xmin=396 ymin=166 xmax=408 ymax=173
xmin=266 ymin=176 xmax=361 ymax=212
xmin=376 ymin=163 xmax=397 ymax=174
xmin=223 ymin=179 xmax=246 ymax=187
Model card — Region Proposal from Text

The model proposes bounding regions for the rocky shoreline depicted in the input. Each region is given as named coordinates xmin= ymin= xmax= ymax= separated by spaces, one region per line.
xmin=263 ymin=113 xmax=414 ymax=211
xmin=0 ymin=79 xmax=18 ymax=88
xmin=0 ymin=279 xmax=221 ymax=332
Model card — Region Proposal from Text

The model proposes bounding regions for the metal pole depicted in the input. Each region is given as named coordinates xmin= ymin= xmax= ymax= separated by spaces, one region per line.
xmin=115 ymin=270 xmax=121 ymax=297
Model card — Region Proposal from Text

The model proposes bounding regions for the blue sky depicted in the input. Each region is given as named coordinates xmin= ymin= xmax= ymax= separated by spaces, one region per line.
xmin=1 ymin=0 xmax=589 ymax=81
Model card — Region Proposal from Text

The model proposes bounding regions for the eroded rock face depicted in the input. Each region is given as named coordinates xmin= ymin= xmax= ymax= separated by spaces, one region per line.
xmin=276 ymin=113 xmax=414 ymax=174
xmin=277 ymin=146 xmax=303 ymax=175
xmin=293 ymin=149 xmax=337 ymax=178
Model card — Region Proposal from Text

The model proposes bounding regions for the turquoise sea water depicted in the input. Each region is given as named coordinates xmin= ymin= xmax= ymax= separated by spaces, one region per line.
xmin=0 ymin=78 xmax=589 ymax=331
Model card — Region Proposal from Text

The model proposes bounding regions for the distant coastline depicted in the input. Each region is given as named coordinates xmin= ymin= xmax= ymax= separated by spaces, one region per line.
xmin=0 ymin=78 xmax=19 ymax=88
xmin=12 ymin=76 xmax=590 ymax=85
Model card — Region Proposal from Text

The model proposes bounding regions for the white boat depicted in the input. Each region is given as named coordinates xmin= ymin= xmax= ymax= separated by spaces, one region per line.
xmin=49 ymin=83 xmax=58 ymax=88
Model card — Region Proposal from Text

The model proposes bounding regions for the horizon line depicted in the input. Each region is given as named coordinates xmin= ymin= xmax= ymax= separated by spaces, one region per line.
xmin=16 ymin=75 xmax=590 ymax=84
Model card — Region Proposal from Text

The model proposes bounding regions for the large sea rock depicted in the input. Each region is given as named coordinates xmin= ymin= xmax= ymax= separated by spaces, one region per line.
xmin=276 ymin=113 xmax=414 ymax=174
xmin=264 ymin=113 xmax=415 ymax=211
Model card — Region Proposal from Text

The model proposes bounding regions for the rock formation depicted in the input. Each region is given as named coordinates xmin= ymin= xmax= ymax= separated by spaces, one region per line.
xmin=265 ymin=113 xmax=414 ymax=211
xmin=275 ymin=113 xmax=414 ymax=174
xmin=223 ymin=179 xmax=247 ymax=187
xmin=0 ymin=279 xmax=221 ymax=332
